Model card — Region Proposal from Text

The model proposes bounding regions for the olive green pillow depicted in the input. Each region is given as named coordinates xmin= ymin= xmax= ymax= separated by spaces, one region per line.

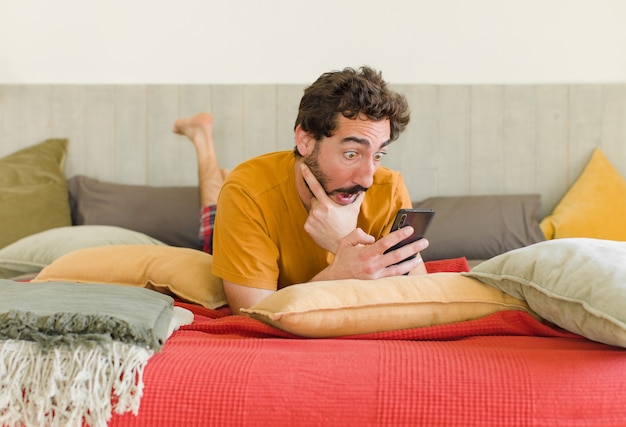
xmin=0 ymin=139 xmax=72 ymax=249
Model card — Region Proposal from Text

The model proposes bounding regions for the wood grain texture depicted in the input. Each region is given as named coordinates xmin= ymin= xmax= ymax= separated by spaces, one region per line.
xmin=1 ymin=84 xmax=625 ymax=218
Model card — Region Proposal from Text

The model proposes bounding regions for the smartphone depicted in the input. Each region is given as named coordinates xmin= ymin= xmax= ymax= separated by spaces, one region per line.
xmin=383 ymin=208 xmax=435 ymax=264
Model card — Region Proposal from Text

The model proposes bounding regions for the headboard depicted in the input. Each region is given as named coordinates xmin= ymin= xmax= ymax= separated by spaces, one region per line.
xmin=1 ymin=84 xmax=625 ymax=217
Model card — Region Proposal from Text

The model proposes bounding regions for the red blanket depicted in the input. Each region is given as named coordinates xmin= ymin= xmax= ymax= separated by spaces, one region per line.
xmin=110 ymin=309 xmax=626 ymax=427
xmin=109 ymin=257 xmax=626 ymax=426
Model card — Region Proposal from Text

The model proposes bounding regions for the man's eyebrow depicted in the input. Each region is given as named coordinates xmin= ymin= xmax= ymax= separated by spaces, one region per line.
xmin=341 ymin=136 xmax=391 ymax=149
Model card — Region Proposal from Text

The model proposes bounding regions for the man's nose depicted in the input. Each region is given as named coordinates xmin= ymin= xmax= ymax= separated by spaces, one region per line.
xmin=354 ymin=158 xmax=376 ymax=189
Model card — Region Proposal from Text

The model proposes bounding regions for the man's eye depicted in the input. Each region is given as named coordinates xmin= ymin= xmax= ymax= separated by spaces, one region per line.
xmin=344 ymin=151 xmax=358 ymax=160
xmin=373 ymin=152 xmax=387 ymax=161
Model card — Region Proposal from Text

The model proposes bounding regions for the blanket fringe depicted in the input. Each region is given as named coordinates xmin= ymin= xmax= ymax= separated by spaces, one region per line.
xmin=0 ymin=339 xmax=153 ymax=427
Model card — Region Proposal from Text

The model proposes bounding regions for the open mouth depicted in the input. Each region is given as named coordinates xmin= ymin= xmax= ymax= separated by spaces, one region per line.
xmin=333 ymin=192 xmax=359 ymax=205
xmin=327 ymin=184 xmax=368 ymax=206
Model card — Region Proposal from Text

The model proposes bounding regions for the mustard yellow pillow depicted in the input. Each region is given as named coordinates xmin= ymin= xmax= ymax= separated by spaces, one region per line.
xmin=540 ymin=149 xmax=626 ymax=240
xmin=241 ymin=273 xmax=531 ymax=338
xmin=33 ymin=245 xmax=226 ymax=309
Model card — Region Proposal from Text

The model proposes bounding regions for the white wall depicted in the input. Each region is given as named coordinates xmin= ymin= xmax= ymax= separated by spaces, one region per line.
xmin=1 ymin=0 xmax=624 ymax=84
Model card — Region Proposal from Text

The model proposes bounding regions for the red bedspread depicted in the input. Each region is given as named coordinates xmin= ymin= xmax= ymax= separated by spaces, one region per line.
xmin=110 ymin=305 xmax=626 ymax=427
xmin=108 ymin=258 xmax=626 ymax=426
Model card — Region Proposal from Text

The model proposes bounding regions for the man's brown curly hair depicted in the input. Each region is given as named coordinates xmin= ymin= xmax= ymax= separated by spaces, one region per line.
xmin=294 ymin=66 xmax=410 ymax=155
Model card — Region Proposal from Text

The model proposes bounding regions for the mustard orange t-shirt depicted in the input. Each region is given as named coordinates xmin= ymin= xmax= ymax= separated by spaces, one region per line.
xmin=211 ymin=151 xmax=411 ymax=291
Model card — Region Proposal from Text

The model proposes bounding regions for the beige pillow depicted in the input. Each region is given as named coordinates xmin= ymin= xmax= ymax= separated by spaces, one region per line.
xmin=241 ymin=273 xmax=531 ymax=338
xmin=0 ymin=139 xmax=72 ymax=249
xmin=465 ymin=238 xmax=626 ymax=348
xmin=0 ymin=225 xmax=165 ymax=279
xmin=33 ymin=245 xmax=226 ymax=309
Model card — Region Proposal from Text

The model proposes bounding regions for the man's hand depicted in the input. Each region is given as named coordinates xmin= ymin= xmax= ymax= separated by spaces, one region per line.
xmin=312 ymin=227 xmax=430 ymax=281
xmin=301 ymin=163 xmax=364 ymax=253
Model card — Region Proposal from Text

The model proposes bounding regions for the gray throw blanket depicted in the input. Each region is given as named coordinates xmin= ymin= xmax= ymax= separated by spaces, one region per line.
xmin=0 ymin=280 xmax=173 ymax=350
xmin=0 ymin=279 xmax=175 ymax=427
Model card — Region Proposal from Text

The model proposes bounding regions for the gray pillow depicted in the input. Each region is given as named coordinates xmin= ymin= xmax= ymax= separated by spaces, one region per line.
xmin=67 ymin=175 xmax=201 ymax=249
xmin=413 ymin=195 xmax=545 ymax=261
xmin=464 ymin=238 xmax=626 ymax=348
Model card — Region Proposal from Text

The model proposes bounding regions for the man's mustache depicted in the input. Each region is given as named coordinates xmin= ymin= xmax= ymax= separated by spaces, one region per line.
xmin=328 ymin=185 xmax=368 ymax=196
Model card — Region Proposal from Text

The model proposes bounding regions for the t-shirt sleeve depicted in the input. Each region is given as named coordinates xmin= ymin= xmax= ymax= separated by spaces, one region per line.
xmin=211 ymin=182 xmax=281 ymax=291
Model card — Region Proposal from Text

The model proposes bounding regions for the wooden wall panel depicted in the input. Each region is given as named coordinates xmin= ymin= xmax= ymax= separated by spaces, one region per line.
xmin=0 ymin=86 xmax=52 ymax=157
xmin=114 ymin=86 xmax=148 ymax=184
xmin=244 ymin=85 xmax=277 ymax=159
xmin=568 ymin=85 xmax=604 ymax=184
xmin=177 ymin=85 xmax=213 ymax=186
xmin=1 ymin=83 xmax=625 ymax=220
xmin=503 ymin=86 xmax=536 ymax=194
xmin=146 ymin=86 xmax=180 ymax=186
xmin=436 ymin=86 xmax=471 ymax=197
xmin=276 ymin=85 xmax=305 ymax=152
xmin=535 ymin=86 xmax=569 ymax=215
xmin=602 ymin=85 xmax=626 ymax=177
xmin=82 ymin=86 xmax=116 ymax=182
xmin=0 ymin=86 xmax=19 ymax=154
xmin=470 ymin=86 xmax=504 ymax=194
xmin=50 ymin=85 xmax=85 ymax=178
xmin=211 ymin=85 xmax=245 ymax=173
xmin=391 ymin=85 xmax=439 ymax=202
xmin=19 ymin=86 xmax=53 ymax=150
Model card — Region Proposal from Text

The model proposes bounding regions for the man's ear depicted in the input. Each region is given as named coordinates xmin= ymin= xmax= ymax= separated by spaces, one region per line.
xmin=295 ymin=125 xmax=314 ymax=157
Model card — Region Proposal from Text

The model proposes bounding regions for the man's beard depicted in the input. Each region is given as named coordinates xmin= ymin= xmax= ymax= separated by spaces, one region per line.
xmin=303 ymin=145 xmax=368 ymax=198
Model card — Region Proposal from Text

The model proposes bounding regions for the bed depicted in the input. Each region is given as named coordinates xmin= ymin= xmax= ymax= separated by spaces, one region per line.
xmin=2 ymin=136 xmax=626 ymax=426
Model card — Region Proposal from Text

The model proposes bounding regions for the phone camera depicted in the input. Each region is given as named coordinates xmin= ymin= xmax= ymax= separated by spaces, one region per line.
xmin=398 ymin=213 xmax=407 ymax=228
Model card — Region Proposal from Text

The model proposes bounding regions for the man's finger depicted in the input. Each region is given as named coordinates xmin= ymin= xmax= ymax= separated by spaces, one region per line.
xmin=300 ymin=163 xmax=332 ymax=202
xmin=351 ymin=191 xmax=366 ymax=210
xmin=345 ymin=228 xmax=375 ymax=246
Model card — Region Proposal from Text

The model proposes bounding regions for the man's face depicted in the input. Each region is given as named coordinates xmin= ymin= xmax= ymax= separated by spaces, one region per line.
xmin=303 ymin=115 xmax=391 ymax=206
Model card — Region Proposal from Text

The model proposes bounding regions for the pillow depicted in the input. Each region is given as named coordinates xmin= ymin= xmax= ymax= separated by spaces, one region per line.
xmin=464 ymin=238 xmax=626 ymax=348
xmin=241 ymin=273 xmax=531 ymax=338
xmin=0 ymin=139 xmax=72 ymax=249
xmin=413 ymin=195 xmax=545 ymax=261
xmin=540 ymin=149 xmax=626 ymax=240
xmin=67 ymin=175 xmax=201 ymax=249
xmin=33 ymin=245 xmax=226 ymax=309
xmin=0 ymin=225 xmax=165 ymax=279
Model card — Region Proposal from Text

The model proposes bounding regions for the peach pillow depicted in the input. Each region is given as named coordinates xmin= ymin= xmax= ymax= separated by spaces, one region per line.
xmin=241 ymin=273 xmax=531 ymax=338
xmin=540 ymin=149 xmax=626 ymax=240
xmin=33 ymin=245 xmax=226 ymax=309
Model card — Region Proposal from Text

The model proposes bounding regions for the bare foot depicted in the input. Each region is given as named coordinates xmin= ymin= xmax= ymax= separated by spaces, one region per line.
xmin=173 ymin=112 xmax=224 ymax=206
xmin=173 ymin=112 xmax=214 ymax=154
